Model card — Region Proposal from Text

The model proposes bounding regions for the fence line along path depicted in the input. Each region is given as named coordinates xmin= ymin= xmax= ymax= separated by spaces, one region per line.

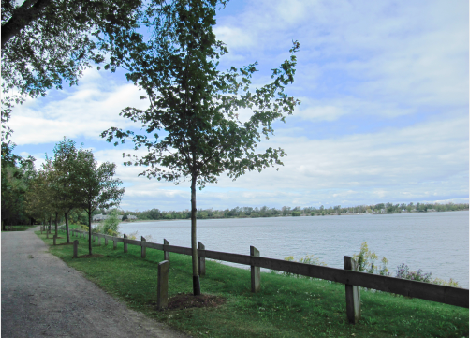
xmin=66 ymin=227 xmax=468 ymax=325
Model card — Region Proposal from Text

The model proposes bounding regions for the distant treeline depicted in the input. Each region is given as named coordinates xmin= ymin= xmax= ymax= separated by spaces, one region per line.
xmin=117 ymin=202 xmax=469 ymax=221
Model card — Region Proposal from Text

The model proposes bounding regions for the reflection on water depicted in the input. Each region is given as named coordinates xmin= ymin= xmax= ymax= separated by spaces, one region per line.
xmin=119 ymin=211 xmax=469 ymax=288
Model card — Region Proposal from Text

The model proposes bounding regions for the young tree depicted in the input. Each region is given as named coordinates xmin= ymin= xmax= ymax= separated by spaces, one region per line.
xmin=102 ymin=209 xmax=121 ymax=236
xmin=102 ymin=0 xmax=300 ymax=295
xmin=51 ymin=137 xmax=81 ymax=243
xmin=74 ymin=149 xmax=125 ymax=255
xmin=42 ymin=156 xmax=65 ymax=237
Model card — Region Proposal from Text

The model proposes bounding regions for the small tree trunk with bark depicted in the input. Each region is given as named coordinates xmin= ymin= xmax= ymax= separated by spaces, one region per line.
xmin=191 ymin=173 xmax=200 ymax=295
xmin=54 ymin=212 xmax=58 ymax=237
xmin=88 ymin=207 xmax=92 ymax=256
xmin=65 ymin=212 xmax=70 ymax=243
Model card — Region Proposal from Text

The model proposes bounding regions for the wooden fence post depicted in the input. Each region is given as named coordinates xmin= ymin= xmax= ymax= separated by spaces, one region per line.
xmin=156 ymin=260 xmax=170 ymax=310
xmin=124 ymin=234 xmax=128 ymax=253
xmin=163 ymin=239 xmax=169 ymax=261
xmin=113 ymin=239 xmax=117 ymax=250
xmin=141 ymin=236 xmax=146 ymax=258
xmin=344 ymin=256 xmax=361 ymax=324
xmin=97 ymin=235 xmax=101 ymax=246
xmin=198 ymin=242 xmax=205 ymax=276
xmin=46 ymin=231 xmax=49 ymax=239
xmin=73 ymin=240 xmax=79 ymax=258
xmin=250 ymin=245 xmax=260 ymax=292
xmin=105 ymin=235 xmax=108 ymax=246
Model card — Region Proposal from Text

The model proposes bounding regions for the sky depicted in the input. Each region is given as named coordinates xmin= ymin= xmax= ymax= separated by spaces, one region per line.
xmin=9 ymin=0 xmax=469 ymax=212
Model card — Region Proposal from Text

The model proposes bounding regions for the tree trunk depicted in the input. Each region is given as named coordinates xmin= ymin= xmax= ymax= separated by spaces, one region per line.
xmin=65 ymin=212 xmax=70 ymax=243
xmin=88 ymin=209 xmax=92 ymax=256
xmin=191 ymin=173 xmax=200 ymax=295
xmin=1 ymin=0 xmax=53 ymax=49
xmin=54 ymin=212 xmax=58 ymax=237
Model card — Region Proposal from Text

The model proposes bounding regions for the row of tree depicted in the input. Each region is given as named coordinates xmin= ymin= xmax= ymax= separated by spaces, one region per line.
xmin=1 ymin=138 xmax=125 ymax=255
xmin=126 ymin=202 xmax=468 ymax=220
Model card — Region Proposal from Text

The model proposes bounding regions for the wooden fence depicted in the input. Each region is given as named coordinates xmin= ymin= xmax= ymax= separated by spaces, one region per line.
xmin=65 ymin=227 xmax=469 ymax=324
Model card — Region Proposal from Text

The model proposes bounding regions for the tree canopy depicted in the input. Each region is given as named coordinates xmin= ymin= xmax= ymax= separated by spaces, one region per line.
xmin=1 ymin=0 xmax=147 ymax=140
xmin=102 ymin=0 xmax=300 ymax=295
xmin=73 ymin=148 xmax=125 ymax=255
xmin=1 ymin=142 xmax=36 ymax=229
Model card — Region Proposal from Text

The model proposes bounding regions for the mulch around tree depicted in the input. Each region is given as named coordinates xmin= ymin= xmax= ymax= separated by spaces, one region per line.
xmin=166 ymin=293 xmax=226 ymax=311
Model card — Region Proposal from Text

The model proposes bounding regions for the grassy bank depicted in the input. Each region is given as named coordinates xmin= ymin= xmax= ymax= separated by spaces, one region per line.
xmin=37 ymin=228 xmax=468 ymax=338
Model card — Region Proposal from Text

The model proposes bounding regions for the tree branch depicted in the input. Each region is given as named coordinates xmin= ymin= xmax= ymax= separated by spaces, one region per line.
xmin=1 ymin=0 xmax=53 ymax=49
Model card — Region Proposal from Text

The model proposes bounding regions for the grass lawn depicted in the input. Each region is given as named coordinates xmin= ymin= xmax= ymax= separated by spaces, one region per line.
xmin=37 ymin=228 xmax=468 ymax=338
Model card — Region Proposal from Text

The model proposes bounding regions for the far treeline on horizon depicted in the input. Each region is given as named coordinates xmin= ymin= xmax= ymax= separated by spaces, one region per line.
xmin=95 ymin=201 xmax=468 ymax=223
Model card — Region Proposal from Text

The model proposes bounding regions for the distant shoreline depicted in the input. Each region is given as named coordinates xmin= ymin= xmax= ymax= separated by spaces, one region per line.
xmin=115 ymin=209 xmax=469 ymax=225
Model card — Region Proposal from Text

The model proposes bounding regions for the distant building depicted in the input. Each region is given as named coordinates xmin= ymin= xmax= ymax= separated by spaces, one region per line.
xmin=92 ymin=213 xmax=124 ymax=221
xmin=92 ymin=214 xmax=106 ymax=221
xmin=126 ymin=215 xmax=138 ymax=220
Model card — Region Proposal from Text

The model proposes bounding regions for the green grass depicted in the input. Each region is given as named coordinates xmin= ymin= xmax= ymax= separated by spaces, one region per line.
xmin=37 ymin=229 xmax=468 ymax=338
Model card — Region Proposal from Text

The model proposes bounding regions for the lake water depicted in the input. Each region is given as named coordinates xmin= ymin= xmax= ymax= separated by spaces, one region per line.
xmin=118 ymin=211 xmax=469 ymax=288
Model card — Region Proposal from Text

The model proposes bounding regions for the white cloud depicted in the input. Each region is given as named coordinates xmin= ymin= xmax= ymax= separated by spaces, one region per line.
xmin=295 ymin=105 xmax=345 ymax=122
xmin=213 ymin=26 xmax=256 ymax=50
xmin=104 ymin=114 xmax=468 ymax=211
xmin=10 ymin=69 xmax=149 ymax=146
xmin=216 ymin=0 xmax=468 ymax=120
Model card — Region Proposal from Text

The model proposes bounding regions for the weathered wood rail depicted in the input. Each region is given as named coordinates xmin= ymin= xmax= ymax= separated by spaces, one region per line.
xmin=67 ymin=227 xmax=468 ymax=323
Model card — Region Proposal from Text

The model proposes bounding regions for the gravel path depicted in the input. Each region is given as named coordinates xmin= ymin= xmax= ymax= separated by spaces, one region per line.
xmin=1 ymin=227 xmax=189 ymax=338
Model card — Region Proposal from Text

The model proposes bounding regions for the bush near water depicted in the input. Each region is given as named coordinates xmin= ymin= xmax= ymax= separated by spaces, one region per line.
xmin=285 ymin=242 xmax=460 ymax=287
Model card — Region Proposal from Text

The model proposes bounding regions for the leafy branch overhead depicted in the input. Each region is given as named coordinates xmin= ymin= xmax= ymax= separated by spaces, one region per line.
xmin=1 ymin=0 xmax=145 ymax=141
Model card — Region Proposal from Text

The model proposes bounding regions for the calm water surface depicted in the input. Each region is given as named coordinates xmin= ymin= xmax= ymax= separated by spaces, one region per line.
xmin=119 ymin=211 xmax=469 ymax=287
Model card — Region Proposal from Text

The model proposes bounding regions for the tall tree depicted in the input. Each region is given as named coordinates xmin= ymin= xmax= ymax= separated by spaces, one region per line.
xmin=102 ymin=0 xmax=299 ymax=295
xmin=73 ymin=149 xmax=125 ymax=255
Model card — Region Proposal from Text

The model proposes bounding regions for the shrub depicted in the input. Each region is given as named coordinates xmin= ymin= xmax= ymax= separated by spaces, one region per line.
xmin=395 ymin=263 xmax=432 ymax=283
xmin=432 ymin=277 xmax=460 ymax=287
xmin=94 ymin=209 xmax=121 ymax=236
xmin=395 ymin=264 xmax=459 ymax=287
xmin=353 ymin=242 xmax=390 ymax=276
xmin=283 ymin=255 xmax=327 ymax=278
xmin=102 ymin=209 xmax=121 ymax=236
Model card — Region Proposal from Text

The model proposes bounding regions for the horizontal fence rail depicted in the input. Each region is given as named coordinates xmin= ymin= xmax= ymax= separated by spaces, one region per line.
xmin=68 ymin=228 xmax=469 ymax=309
